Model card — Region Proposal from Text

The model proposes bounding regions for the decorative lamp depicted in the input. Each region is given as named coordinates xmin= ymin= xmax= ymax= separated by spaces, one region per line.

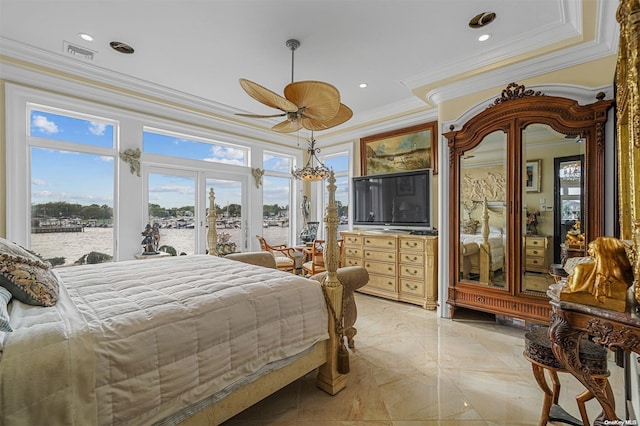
xmin=291 ymin=133 xmax=330 ymax=181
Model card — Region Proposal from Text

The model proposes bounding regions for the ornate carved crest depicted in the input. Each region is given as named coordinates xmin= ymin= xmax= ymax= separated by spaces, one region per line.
xmin=489 ymin=82 xmax=544 ymax=108
xmin=119 ymin=148 xmax=141 ymax=177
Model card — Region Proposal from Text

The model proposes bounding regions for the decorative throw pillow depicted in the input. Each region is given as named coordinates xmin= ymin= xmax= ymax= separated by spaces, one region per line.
xmin=0 ymin=237 xmax=59 ymax=307
xmin=0 ymin=286 xmax=12 ymax=332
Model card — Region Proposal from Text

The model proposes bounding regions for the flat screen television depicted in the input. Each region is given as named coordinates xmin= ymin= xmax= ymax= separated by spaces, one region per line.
xmin=352 ymin=169 xmax=431 ymax=229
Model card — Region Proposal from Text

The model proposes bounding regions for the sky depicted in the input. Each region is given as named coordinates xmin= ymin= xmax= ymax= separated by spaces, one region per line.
xmin=29 ymin=109 xmax=349 ymax=212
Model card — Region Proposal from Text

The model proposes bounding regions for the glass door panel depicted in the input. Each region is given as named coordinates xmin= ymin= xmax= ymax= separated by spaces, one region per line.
xmin=206 ymin=178 xmax=244 ymax=254
xmin=148 ymin=172 xmax=196 ymax=255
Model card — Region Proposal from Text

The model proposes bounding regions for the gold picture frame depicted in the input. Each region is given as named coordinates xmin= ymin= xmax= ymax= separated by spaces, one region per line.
xmin=360 ymin=121 xmax=437 ymax=176
xmin=526 ymin=159 xmax=541 ymax=192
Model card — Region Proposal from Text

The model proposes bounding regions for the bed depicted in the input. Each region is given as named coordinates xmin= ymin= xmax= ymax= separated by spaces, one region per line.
xmin=0 ymin=173 xmax=347 ymax=426
xmin=459 ymin=200 xmax=505 ymax=284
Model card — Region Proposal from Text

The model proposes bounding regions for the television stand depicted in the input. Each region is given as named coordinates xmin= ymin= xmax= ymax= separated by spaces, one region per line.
xmin=340 ymin=231 xmax=438 ymax=310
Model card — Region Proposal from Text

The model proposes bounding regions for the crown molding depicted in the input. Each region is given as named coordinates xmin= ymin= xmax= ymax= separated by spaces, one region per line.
xmin=402 ymin=0 xmax=582 ymax=91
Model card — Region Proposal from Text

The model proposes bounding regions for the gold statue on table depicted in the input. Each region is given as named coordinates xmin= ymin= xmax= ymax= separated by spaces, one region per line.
xmin=560 ymin=236 xmax=634 ymax=312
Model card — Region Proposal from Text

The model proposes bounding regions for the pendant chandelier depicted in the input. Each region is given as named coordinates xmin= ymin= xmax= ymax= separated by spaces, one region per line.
xmin=291 ymin=133 xmax=330 ymax=181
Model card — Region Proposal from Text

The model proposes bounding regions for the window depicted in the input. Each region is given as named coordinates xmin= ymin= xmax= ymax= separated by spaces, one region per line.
xmin=7 ymin=84 xmax=287 ymax=263
xmin=143 ymin=128 xmax=248 ymax=165
xmin=319 ymin=149 xmax=351 ymax=232
xmin=262 ymin=151 xmax=295 ymax=245
xmin=28 ymin=106 xmax=116 ymax=266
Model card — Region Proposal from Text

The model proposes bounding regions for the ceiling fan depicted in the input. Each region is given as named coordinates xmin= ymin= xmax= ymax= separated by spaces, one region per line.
xmin=236 ymin=39 xmax=353 ymax=133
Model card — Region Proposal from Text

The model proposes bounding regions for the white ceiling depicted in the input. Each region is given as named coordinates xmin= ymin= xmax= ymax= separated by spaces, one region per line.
xmin=0 ymin=0 xmax=618 ymax=145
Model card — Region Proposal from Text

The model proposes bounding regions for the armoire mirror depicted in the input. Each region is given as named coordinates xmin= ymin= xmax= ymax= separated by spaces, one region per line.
xmin=445 ymin=83 xmax=614 ymax=324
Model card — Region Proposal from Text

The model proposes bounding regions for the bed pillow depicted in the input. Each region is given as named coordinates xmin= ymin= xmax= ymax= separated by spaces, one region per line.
xmin=0 ymin=286 xmax=12 ymax=332
xmin=0 ymin=237 xmax=59 ymax=307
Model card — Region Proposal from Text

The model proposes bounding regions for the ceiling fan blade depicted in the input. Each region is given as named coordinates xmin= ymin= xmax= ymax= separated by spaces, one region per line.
xmin=284 ymin=81 xmax=340 ymax=121
xmin=272 ymin=119 xmax=303 ymax=133
xmin=235 ymin=112 xmax=287 ymax=118
xmin=301 ymin=103 xmax=353 ymax=131
xmin=239 ymin=79 xmax=298 ymax=113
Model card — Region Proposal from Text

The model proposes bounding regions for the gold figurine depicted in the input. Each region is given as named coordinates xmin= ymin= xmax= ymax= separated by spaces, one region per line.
xmin=561 ymin=236 xmax=634 ymax=312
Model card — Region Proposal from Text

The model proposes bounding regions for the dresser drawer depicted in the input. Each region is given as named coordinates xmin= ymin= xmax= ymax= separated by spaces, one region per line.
xmin=526 ymin=237 xmax=547 ymax=248
xmin=400 ymin=238 xmax=424 ymax=251
xmin=399 ymin=264 xmax=425 ymax=280
xmin=363 ymin=236 xmax=397 ymax=249
xmin=364 ymin=249 xmax=396 ymax=262
xmin=525 ymin=257 xmax=545 ymax=269
xmin=399 ymin=278 xmax=425 ymax=297
xmin=399 ymin=252 xmax=424 ymax=264
xmin=343 ymin=257 xmax=362 ymax=267
xmin=525 ymin=247 xmax=545 ymax=257
xmin=343 ymin=234 xmax=362 ymax=246
xmin=344 ymin=247 xmax=362 ymax=257
xmin=367 ymin=274 xmax=396 ymax=291
xmin=364 ymin=260 xmax=396 ymax=276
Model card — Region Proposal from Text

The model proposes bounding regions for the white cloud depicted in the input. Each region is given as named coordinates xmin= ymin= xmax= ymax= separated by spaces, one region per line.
xmin=32 ymin=115 xmax=59 ymax=134
xmin=89 ymin=122 xmax=107 ymax=136
xmin=32 ymin=178 xmax=47 ymax=186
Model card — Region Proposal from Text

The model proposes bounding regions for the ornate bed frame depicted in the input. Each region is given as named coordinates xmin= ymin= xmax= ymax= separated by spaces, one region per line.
xmin=181 ymin=171 xmax=345 ymax=425
xmin=459 ymin=200 xmax=504 ymax=284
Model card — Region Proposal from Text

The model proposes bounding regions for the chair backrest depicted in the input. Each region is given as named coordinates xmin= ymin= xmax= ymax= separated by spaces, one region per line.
xmin=310 ymin=239 xmax=325 ymax=267
xmin=256 ymin=235 xmax=269 ymax=252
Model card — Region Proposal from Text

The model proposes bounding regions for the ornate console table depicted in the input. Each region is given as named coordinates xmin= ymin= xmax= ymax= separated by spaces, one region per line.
xmin=548 ymin=291 xmax=640 ymax=422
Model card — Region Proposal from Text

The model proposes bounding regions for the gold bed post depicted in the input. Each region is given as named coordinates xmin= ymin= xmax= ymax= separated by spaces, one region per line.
xmin=479 ymin=198 xmax=491 ymax=283
xmin=317 ymin=170 xmax=347 ymax=395
xmin=207 ymin=188 xmax=218 ymax=256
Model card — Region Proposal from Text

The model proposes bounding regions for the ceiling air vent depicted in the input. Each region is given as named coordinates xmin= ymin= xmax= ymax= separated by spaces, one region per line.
xmin=110 ymin=41 xmax=135 ymax=54
xmin=63 ymin=41 xmax=96 ymax=61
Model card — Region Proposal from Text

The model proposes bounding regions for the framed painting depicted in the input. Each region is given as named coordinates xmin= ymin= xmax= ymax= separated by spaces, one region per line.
xmin=525 ymin=159 xmax=541 ymax=192
xmin=396 ymin=175 xmax=415 ymax=196
xmin=360 ymin=121 xmax=438 ymax=176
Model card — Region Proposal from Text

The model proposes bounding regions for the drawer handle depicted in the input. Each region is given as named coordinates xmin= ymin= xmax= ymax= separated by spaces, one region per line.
xmin=366 ymin=252 xmax=371 ymax=256
xmin=533 ymin=260 xmax=539 ymax=264
xmin=365 ymin=239 xmax=371 ymax=244
xmin=532 ymin=250 xmax=539 ymax=255
xmin=366 ymin=263 xmax=371 ymax=267
xmin=408 ymin=242 xmax=418 ymax=247
xmin=388 ymin=255 xmax=393 ymax=259
xmin=405 ymin=256 xmax=418 ymax=261
xmin=405 ymin=283 xmax=418 ymax=290
xmin=388 ymin=267 xmax=393 ymax=271
xmin=405 ymin=268 xmax=418 ymax=275
xmin=387 ymin=281 xmax=393 ymax=286
xmin=388 ymin=241 xmax=393 ymax=245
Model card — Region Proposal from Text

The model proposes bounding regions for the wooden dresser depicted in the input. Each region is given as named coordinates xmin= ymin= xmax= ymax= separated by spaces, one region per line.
xmin=524 ymin=235 xmax=552 ymax=273
xmin=341 ymin=231 xmax=437 ymax=310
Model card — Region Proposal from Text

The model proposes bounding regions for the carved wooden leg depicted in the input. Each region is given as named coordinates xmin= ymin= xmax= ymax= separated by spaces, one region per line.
xmin=575 ymin=388 xmax=593 ymax=426
xmin=549 ymin=312 xmax=618 ymax=422
xmin=549 ymin=370 xmax=561 ymax=405
xmin=530 ymin=364 xmax=554 ymax=426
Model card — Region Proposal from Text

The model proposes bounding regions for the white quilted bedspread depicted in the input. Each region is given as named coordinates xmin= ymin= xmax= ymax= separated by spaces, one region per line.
xmin=0 ymin=255 xmax=329 ymax=426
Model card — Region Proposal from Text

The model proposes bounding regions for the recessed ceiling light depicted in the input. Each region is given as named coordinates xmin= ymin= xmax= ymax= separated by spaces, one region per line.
xmin=359 ymin=83 xmax=368 ymax=88
xmin=78 ymin=33 xmax=94 ymax=42
xmin=478 ymin=34 xmax=491 ymax=42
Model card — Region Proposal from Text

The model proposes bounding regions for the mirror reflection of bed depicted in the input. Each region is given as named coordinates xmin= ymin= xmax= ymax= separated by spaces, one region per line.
xmin=459 ymin=199 xmax=506 ymax=287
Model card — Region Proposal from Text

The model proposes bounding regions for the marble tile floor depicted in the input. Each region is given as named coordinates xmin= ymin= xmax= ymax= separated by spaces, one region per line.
xmin=223 ymin=293 xmax=626 ymax=425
